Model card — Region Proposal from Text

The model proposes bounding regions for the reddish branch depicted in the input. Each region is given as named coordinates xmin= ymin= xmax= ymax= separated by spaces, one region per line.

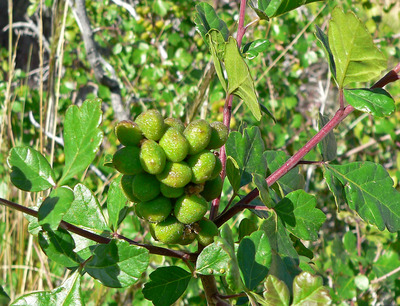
xmin=214 ymin=62 xmax=400 ymax=228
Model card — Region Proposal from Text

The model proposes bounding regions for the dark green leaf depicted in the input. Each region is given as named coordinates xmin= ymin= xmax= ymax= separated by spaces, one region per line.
xmin=317 ymin=113 xmax=337 ymax=161
xmin=225 ymin=37 xmax=261 ymax=121
xmin=107 ymin=179 xmax=128 ymax=231
xmin=248 ymin=0 xmax=323 ymax=19
xmin=11 ymin=271 xmax=83 ymax=306
xmin=326 ymin=162 xmax=400 ymax=232
xmin=260 ymin=102 xmax=276 ymax=123
xmin=247 ymin=1 xmax=270 ymax=20
xmin=38 ymin=186 xmax=74 ymax=230
xmin=7 ymin=146 xmax=56 ymax=192
xmin=243 ymin=39 xmax=270 ymax=59
xmin=262 ymin=275 xmax=290 ymax=306
xmin=63 ymin=184 xmax=110 ymax=235
xmin=344 ymin=88 xmax=395 ymax=117
xmin=238 ymin=218 xmax=258 ymax=241
xmin=60 ymin=98 xmax=104 ymax=185
xmin=315 ymin=25 xmax=336 ymax=79
xmin=143 ymin=267 xmax=191 ymax=306
xmin=85 ymin=240 xmax=149 ymax=288
xmin=253 ymin=173 xmax=273 ymax=208
xmin=264 ymin=151 xmax=305 ymax=196
xmin=323 ymin=165 xmax=346 ymax=209
xmin=328 ymin=7 xmax=387 ymax=88
xmin=193 ymin=3 xmax=229 ymax=42
xmin=225 ymin=127 xmax=267 ymax=192
xmin=38 ymin=228 xmax=80 ymax=268
xmin=206 ymin=29 xmax=227 ymax=91
xmin=238 ymin=231 xmax=272 ymax=290
xmin=292 ymin=272 xmax=331 ymax=305
xmin=275 ymin=190 xmax=326 ymax=241
xmin=0 ymin=286 xmax=10 ymax=305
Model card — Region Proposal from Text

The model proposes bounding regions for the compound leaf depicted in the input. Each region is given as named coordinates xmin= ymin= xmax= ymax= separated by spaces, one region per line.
xmin=85 ymin=240 xmax=149 ymax=288
xmin=60 ymin=98 xmax=103 ymax=185
xmin=143 ymin=266 xmax=191 ymax=306
xmin=328 ymin=7 xmax=387 ymax=88
xmin=326 ymin=162 xmax=400 ymax=232
xmin=7 ymin=146 xmax=56 ymax=192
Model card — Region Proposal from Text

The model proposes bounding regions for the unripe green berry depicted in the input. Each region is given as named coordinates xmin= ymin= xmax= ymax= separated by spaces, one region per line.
xmin=132 ymin=173 xmax=160 ymax=202
xmin=209 ymin=157 xmax=222 ymax=180
xmin=159 ymin=127 xmax=189 ymax=162
xmin=135 ymin=196 xmax=172 ymax=223
xmin=178 ymin=228 xmax=197 ymax=245
xmin=164 ymin=117 xmax=185 ymax=133
xmin=140 ymin=139 xmax=166 ymax=174
xmin=156 ymin=161 xmax=192 ymax=188
xmin=207 ymin=121 xmax=229 ymax=150
xmin=115 ymin=120 xmax=143 ymax=146
xmin=174 ymin=194 xmax=208 ymax=224
xmin=154 ymin=216 xmax=185 ymax=244
xmin=135 ymin=109 xmax=166 ymax=141
xmin=121 ymin=175 xmax=139 ymax=202
xmin=196 ymin=218 xmax=219 ymax=246
xmin=188 ymin=150 xmax=216 ymax=184
xmin=183 ymin=119 xmax=212 ymax=155
xmin=113 ymin=146 xmax=143 ymax=175
xmin=160 ymin=183 xmax=185 ymax=198
xmin=201 ymin=176 xmax=223 ymax=201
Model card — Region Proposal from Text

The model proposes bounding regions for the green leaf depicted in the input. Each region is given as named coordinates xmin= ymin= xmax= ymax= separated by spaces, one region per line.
xmin=194 ymin=3 xmax=229 ymax=42
xmin=107 ymin=179 xmax=128 ymax=231
xmin=38 ymin=186 xmax=74 ymax=231
xmin=247 ymin=1 xmax=270 ymax=20
xmin=344 ymin=88 xmax=395 ymax=117
xmin=275 ymin=190 xmax=326 ymax=241
xmin=262 ymin=275 xmax=290 ymax=306
xmin=238 ymin=218 xmax=258 ymax=241
xmin=326 ymin=162 xmax=400 ymax=232
xmin=206 ymin=29 xmax=227 ymax=91
xmin=38 ymin=228 xmax=80 ymax=269
xmin=248 ymin=0 xmax=323 ymax=19
xmin=253 ymin=173 xmax=273 ymax=208
xmin=196 ymin=238 xmax=231 ymax=275
xmin=328 ymin=7 xmax=387 ymax=88
xmin=354 ymin=274 xmax=369 ymax=291
xmin=264 ymin=151 xmax=305 ymax=196
xmin=225 ymin=126 xmax=267 ymax=192
xmin=243 ymin=39 xmax=270 ymax=59
xmin=11 ymin=271 xmax=83 ymax=306
xmin=317 ymin=113 xmax=337 ymax=161
xmin=292 ymin=272 xmax=331 ymax=305
xmin=237 ymin=231 xmax=272 ymax=290
xmin=60 ymin=98 xmax=104 ymax=185
xmin=315 ymin=25 xmax=336 ymax=79
xmin=143 ymin=267 xmax=191 ymax=306
xmin=152 ymin=0 xmax=170 ymax=17
xmin=373 ymin=250 xmax=400 ymax=282
xmin=7 ymin=146 xmax=56 ymax=192
xmin=225 ymin=37 xmax=261 ymax=121
xmin=84 ymin=240 xmax=149 ymax=288
xmin=63 ymin=184 xmax=110 ymax=235
xmin=343 ymin=231 xmax=357 ymax=255
xmin=323 ymin=165 xmax=346 ymax=209
xmin=226 ymin=157 xmax=241 ymax=192
xmin=0 ymin=286 xmax=10 ymax=305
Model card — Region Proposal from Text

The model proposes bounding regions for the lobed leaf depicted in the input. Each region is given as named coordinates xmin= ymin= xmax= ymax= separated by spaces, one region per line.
xmin=275 ymin=190 xmax=326 ymax=241
xmin=38 ymin=186 xmax=74 ymax=231
xmin=84 ymin=240 xmax=149 ymax=288
xmin=344 ymin=88 xmax=395 ymax=117
xmin=326 ymin=162 xmax=400 ymax=232
xmin=226 ymin=127 xmax=267 ymax=192
xmin=7 ymin=146 xmax=56 ymax=192
xmin=11 ymin=271 xmax=83 ymax=306
xmin=328 ymin=7 xmax=387 ymax=88
xmin=292 ymin=272 xmax=332 ymax=305
xmin=261 ymin=275 xmax=290 ymax=306
xmin=143 ymin=267 xmax=192 ymax=306
xmin=60 ymin=98 xmax=104 ymax=185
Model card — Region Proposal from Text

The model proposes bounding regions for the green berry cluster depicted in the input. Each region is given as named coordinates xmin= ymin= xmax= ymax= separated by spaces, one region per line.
xmin=112 ymin=110 xmax=227 ymax=246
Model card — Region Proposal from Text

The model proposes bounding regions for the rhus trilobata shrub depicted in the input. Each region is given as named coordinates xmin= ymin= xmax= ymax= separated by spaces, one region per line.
xmin=112 ymin=109 xmax=227 ymax=245
xmin=2 ymin=1 xmax=400 ymax=305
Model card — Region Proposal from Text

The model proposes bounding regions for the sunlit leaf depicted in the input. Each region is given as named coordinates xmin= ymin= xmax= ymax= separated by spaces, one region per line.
xmin=292 ymin=272 xmax=331 ymax=305
xmin=206 ymin=29 xmax=227 ymax=91
xmin=261 ymin=275 xmax=290 ymax=306
xmin=315 ymin=25 xmax=336 ymax=79
xmin=194 ymin=2 xmax=229 ymax=42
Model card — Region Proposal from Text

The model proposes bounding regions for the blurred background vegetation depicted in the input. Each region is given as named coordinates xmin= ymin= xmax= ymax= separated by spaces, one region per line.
xmin=1 ymin=0 xmax=399 ymax=304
